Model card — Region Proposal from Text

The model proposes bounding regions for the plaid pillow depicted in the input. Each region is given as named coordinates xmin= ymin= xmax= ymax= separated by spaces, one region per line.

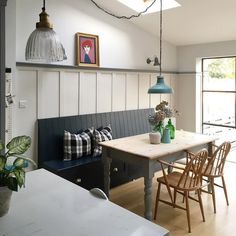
xmin=63 ymin=128 xmax=94 ymax=161
xmin=93 ymin=125 xmax=112 ymax=157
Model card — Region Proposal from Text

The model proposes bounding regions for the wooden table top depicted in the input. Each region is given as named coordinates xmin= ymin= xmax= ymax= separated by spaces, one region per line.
xmin=100 ymin=130 xmax=217 ymax=160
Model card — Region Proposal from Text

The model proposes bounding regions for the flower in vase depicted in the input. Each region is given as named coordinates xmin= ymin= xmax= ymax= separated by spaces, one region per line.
xmin=155 ymin=101 xmax=180 ymax=118
xmin=149 ymin=100 xmax=180 ymax=133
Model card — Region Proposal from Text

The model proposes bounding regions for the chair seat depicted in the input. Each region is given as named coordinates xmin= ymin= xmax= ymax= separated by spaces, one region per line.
xmin=157 ymin=171 xmax=200 ymax=191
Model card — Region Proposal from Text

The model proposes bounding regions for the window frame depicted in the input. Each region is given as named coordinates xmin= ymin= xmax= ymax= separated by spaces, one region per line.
xmin=201 ymin=56 xmax=236 ymax=133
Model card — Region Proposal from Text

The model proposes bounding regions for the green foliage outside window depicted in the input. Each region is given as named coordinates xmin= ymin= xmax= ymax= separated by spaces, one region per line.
xmin=207 ymin=58 xmax=235 ymax=79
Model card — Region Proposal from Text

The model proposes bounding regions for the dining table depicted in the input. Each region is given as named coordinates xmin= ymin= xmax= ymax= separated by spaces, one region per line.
xmin=100 ymin=130 xmax=217 ymax=221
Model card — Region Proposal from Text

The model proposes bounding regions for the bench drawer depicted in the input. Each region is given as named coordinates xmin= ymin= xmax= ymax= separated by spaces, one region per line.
xmin=110 ymin=159 xmax=129 ymax=188
xmin=58 ymin=161 xmax=104 ymax=190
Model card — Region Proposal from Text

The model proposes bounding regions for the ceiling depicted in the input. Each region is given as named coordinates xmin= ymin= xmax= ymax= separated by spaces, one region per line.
xmin=93 ymin=0 xmax=236 ymax=46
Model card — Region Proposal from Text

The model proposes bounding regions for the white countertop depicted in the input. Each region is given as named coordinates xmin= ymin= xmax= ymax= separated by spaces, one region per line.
xmin=0 ymin=169 xmax=169 ymax=236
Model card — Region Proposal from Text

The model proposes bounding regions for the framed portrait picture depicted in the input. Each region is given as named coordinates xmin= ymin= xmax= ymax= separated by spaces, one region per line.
xmin=76 ymin=32 xmax=100 ymax=67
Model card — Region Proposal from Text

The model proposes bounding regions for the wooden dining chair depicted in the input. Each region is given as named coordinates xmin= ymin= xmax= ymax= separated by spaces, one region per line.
xmin=201 ymin=141 xmax=231 ymax=213
xmin=154 ymin=149 xmax=208 ymax=233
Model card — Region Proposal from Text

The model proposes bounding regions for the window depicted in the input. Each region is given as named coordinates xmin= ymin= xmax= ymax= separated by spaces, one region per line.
xmin=202 ymin=57 xmax=236 ymax=146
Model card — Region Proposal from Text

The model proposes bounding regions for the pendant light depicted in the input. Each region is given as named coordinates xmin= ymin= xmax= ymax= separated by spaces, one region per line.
xmin=25 ymin=0 xmax=67 ymax=62
xmin=148 ymin=0 xmax=173 ymax=94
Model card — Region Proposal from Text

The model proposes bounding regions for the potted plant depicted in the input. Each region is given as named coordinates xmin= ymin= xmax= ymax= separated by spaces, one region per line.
xmin=0 ymin=135 xmax=36 ymax=217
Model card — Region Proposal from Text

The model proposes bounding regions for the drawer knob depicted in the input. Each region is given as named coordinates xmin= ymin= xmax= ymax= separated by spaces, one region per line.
xmin=113 ymin=167 xmax=118 ymax=172
xmin=76 ymin=178 xmax=82 ymax=183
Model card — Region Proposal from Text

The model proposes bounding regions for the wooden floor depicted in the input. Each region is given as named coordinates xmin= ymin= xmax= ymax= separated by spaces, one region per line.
xmin=110 ymin=160 xmax=236 ymax=235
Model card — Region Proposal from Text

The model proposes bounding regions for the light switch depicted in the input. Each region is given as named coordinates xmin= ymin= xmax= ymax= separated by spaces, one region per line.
xmin=19 ymin=100 xmax=27 ymax=108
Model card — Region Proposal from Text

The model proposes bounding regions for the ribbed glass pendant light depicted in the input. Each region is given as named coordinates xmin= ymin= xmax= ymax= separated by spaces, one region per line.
xmin=25 ymin=0 xmax=67 ymax=62
xmin=148 ymin=0 xmax=173 ymax=94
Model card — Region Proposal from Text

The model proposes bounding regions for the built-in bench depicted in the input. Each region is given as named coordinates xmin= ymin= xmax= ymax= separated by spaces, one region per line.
xmin=38 ymin=108 xmax=153 ymax=190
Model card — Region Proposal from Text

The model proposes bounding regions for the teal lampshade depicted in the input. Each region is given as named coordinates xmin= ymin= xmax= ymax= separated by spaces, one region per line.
xmin=148 ymin=76 xmax=173 ymax=94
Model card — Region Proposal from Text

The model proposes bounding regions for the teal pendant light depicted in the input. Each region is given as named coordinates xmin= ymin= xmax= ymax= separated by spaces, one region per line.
xmin=148 ymin=0 xmax=173 ymax=94
xmin=148 ymin=76 xmax=173 ymax=93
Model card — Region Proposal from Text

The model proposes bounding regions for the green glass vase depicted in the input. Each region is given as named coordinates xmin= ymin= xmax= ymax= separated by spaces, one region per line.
xmin=165 ymin=119 xmax=175 ymax=139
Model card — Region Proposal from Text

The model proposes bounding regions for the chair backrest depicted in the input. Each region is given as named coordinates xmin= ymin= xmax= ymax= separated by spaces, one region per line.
xmin=178 ymin=149 xmax=208 ymax=189
xmin=205 ymin=142 xmax=231 ymax=176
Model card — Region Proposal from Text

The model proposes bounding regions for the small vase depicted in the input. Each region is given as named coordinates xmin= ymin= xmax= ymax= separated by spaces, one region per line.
xmin=149 ymin=132 xmax=161 ymax=144
xmin=161 ymin=127 xmax=171 ymax=143
xmin=165 ymin=118 xmax=175 ymax=139
xmin=153 ymin=121 xmax=164 ymax=136
xmin=0 ymin=186 xmax=12 ymax=217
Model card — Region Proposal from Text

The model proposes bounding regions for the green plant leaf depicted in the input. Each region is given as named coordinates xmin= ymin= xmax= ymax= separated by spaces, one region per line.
xmin=0 ymin=156 xmax=6 ymax=170
xmin=0 ymin=141 xmax=4 ymax=151
xmin=13 ymin=158 xmax=24 ymax=168
xmin=6 ymin=136 xmax=31 ymax=155
xmin=14 ymin=169 xmax=25 ymax=188
xmin=4 ymin=164 xmax=15 ymax=172
xmin=6 ymin=177 xmax=18 ymax=191
xmin=13 ymin=156 xmax=37 ymax=168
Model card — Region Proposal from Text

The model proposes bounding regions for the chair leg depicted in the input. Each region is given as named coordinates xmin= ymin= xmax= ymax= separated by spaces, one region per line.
xmin=173 ymin=189 xmax=177 ymax=207
xmin=165 ymin=183 xmax=174 ymax=204
xmin=182 ymin=191 xmax=189 ymax=203
xmin=207 ymin=177 xmax=212 ymax=193
xmin=197 ymin=189 xmax=205 ymax=222
xmin=200 ymin=177 xmax=203 ymax=195
xmin=221 ymin=176 xmax=229 ymax=206
xmin=185 ymin=191 xmax=191 ymax=233
xmin=154 ymin=182 xmax=161 ymax=220
xmin=210 ymin=178 xmax=216 ymax=213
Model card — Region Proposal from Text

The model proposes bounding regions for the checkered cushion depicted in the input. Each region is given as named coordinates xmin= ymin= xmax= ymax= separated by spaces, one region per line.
xmin=63 ymin=128 xmax=94 ymax=161
xmin=93 ymin=125 xmax=112 ymax=157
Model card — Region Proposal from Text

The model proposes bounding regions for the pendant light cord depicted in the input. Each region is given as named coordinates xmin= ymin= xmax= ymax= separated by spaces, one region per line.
xmin=90 ymin=0 xmax=157 ymax=19
xmin=159 ymin=0 xmax=162 ymax=76
xmin=42 ymin=0 xmax=46 ymax=11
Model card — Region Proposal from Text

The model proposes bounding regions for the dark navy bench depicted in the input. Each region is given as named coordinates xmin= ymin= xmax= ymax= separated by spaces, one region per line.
xmin=38 ymin=108 xmax=153 ymax=190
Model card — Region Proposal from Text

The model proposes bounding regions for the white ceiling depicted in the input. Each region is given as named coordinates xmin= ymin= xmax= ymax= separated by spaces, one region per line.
xmin=93 ymin=0 xmax=236 ymax=46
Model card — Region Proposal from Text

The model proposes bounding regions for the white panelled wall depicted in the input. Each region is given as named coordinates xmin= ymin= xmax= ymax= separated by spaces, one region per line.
xmin=14 ymin=67 xmax=177 ymax=161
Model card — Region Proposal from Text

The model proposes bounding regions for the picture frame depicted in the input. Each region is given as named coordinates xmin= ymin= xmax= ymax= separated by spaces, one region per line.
xmin=76 ymin=32 xmax=100 ymax=67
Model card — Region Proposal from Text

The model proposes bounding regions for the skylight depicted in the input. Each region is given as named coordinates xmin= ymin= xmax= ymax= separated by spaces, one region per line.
xmin=117 ymin=0 xmax=180 ymax=14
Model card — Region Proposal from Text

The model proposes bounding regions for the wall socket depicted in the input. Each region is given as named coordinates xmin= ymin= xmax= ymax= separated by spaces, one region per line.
xmin=19 ymin=100 xmax=27 ymax=108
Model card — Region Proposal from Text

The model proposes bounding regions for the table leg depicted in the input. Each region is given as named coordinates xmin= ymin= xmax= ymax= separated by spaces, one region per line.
xmin=102 ymin=147 xmax=111 ymax=198
xmin=144 ymin=175 xmax=154 ymax=221
xmin=207 ymin=141 xmax=214 ymax=192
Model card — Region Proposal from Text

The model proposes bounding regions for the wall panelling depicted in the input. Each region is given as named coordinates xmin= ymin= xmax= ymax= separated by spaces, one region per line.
xmin=15 ymin=66 xmax=177 ymax=161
